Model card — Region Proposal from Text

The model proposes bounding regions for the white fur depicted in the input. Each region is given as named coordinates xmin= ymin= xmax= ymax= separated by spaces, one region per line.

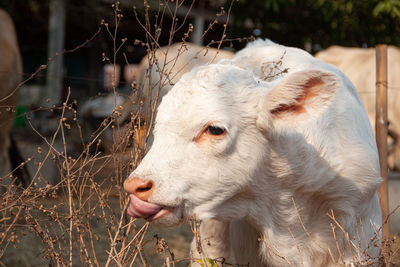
xmin=127 ymin=40 xmax=382 ymax=266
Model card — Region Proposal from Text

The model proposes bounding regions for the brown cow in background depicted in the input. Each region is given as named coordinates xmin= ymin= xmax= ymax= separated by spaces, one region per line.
xmin=0 ymin=8 xmax=24 ymax=191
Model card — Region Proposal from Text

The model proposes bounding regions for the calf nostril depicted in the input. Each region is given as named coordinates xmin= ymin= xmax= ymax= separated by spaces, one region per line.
xmin=136 ymin=181 xmax=153 ymax=193
xmin=124 ymin=177 xmax=155 ymax=201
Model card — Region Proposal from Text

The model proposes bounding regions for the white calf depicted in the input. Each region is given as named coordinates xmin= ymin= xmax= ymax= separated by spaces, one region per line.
xmin=124 ymin=40 xmax=382 ymax=266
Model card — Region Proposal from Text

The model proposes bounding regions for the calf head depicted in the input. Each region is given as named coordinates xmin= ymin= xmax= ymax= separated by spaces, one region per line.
xmin=124 ymin=61 xmax=341 ymax=226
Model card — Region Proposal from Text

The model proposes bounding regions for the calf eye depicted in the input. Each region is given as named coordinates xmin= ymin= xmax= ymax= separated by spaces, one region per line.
xmin=206 ymin=125 xmax=226 ymax=136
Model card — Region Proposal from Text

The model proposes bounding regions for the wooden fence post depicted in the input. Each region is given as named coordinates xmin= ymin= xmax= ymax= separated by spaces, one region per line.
xmin=376 ymin=44 xmax=390 ymax=257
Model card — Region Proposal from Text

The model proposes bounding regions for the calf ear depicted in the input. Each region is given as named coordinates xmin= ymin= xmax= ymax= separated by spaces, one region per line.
xmin=258 ymin=69 xmax=340 ymax=125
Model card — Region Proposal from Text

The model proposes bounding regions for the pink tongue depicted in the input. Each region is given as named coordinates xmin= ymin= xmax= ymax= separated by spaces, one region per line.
xmin=127 ymin=194 xmax=162 ymax=218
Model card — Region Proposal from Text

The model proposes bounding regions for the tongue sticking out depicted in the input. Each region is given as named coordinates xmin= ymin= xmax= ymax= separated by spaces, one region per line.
xmin=127 ymin=194 xmax=163 ymax=218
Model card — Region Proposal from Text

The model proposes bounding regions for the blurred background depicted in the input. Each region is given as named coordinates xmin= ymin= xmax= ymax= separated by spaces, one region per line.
xmin=1 ymin=0 xmax=399 ymax=107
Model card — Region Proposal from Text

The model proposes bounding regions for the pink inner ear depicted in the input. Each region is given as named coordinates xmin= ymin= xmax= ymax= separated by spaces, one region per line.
xmin=271 ymin=77 xmax=324 ymax=116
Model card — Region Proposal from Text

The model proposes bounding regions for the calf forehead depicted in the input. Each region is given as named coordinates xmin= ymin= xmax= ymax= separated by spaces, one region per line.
xmin=155 ymin=64 xmax=261 ymax=126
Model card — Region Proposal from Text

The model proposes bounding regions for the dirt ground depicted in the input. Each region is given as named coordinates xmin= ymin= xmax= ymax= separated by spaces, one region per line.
xmin=1 ymin=131 xmax=194 ymax=267
xmin=2 ymin=196 xmax=194 ymax=267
